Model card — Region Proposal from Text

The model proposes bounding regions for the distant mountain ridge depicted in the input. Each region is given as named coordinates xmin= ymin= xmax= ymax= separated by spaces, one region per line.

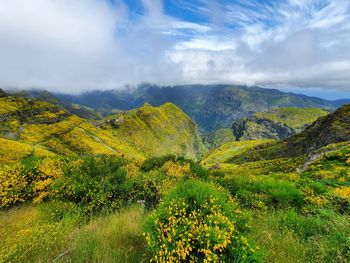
xmin=6 ymin=85 xmax=350 ymax=132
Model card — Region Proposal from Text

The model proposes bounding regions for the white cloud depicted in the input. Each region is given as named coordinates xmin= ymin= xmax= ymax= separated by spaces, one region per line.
xmin=0 ymin=0 xmax=349 ymax=93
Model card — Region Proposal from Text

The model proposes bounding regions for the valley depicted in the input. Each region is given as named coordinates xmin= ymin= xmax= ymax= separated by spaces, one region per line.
xmin=0 ymin=87 xmax=350 ymax=262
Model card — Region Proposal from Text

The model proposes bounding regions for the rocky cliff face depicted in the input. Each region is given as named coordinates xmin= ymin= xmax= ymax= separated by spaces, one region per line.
xmin=285 ymin=104 xmax=350 ymax=156
xmin=231 ymin=107 xmax=328 ymax=140
xmin=232 ymin=117 xmax=295 ymax=140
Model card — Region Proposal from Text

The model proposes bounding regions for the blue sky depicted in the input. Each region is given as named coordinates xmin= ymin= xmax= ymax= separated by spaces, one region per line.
xmin=0 ymin=0 xmax=349 ymax=98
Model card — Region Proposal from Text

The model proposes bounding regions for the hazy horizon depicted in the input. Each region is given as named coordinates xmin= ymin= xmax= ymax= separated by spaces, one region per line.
xmin=3 ymin=83 xmax=350 ymax=101
xmin=0 ymin=0 xmax=349 ymax=95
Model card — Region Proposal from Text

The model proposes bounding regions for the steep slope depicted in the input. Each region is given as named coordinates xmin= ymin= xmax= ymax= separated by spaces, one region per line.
xmin=10 ymin=90 xmax=101 ymax=120
xmin=0 ymin=88 xmax=6 ymax=98
xmin=232 ymin=108 xmax=328 ymax=140
xmin=284 ymin=104 xmax=350 ymax=156
xmin=53 ymin=84 xmax=346 ymax=131
xmin=226 ymin=104 xmax=350 ymax=163
xmin=0 ymin=96 xmax=206 ymax=163
xmin=98 ymin=103 xmax=206 ymax=160
xmin=202 ymin=128 xmax=236 ymax=149
xmin=201 ymin=139 xmax=273 ymax=166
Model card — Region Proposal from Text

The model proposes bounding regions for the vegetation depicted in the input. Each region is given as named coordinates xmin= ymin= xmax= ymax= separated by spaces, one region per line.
xmin=0 ymin=96 xmax=206 ymax=163
xmin=232 ymin=107 xmax=328 ymax=141
xmin=1 ymin=94 xmax=350 ymax=262
xmin=202 ymin=128 xmax=236 ymax=149
xmin=144 ymin=180 xmax=262 ymax=262
xmin=43 ymin=84 xmax=343 ymax=131
xmin=201 ymin=139 xmax=273 ymax=167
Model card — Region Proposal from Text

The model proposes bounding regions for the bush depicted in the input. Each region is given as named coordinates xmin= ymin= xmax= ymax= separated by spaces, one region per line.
xmin=0 ymin=156 xmax=65 ymax=208
xmin=50 ymin=156 xmax=132 ymax=217
xmin=140 ymin=155 xmax=182 ymax=172
xmin=0 ymin=163 xmax=30 ymax=208
xmin=218 ymin=176 xmax=304 ymax=209
xmin=144 ymin=180 xmax=263 ymax=262
xmin=134 ymin=158 xmax=212 ymax=209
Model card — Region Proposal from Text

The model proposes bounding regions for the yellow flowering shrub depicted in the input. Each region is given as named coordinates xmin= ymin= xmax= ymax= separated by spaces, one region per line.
xmin=0 ymin=138 xmax=33 ymax=164
xmin=125 ymin=163 xmax=140 ymax=178
xmin=301 ymin=187 xmax=327 ymax=207
xmin=144 ymin=180 xmax=262 ymax=262
xmin=0 ymin=164 xmax=29 ymax=208
xmin=162 ymin=160 xmax=191 ymax=178
xmin=333 ymin=186 xmax=350 ymax=199
xmin=32 ymin=159 xmax=64 ymax=204
xmin=33 ymin=147 xmax=56 ymax=158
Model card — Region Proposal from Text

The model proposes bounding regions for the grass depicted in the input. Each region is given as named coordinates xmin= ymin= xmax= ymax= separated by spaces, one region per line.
xmin=254 ymin=107 xmax=328 ymax=129
xmin=201 ymin=139 xmax=273 ymax=166
xmin=249 ymin=210 xmax=350 ymax=263
xmin=0 ymin=205 xmax=147 ymax=263
xmin=65 ymin=206 xmax=147 ymax=263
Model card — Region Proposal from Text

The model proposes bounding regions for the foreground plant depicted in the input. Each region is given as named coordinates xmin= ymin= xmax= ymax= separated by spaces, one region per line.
xmin=144 ymin=180 xmax=263 ymax=262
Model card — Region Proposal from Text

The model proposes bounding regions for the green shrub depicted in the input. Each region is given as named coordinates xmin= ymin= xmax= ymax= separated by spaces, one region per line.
xmin=218 ymin=176 xmax=304 ymax=209
xmin=144 ymin=180 xmax=263 ymax=262
xmin=189 ymin=161 xmax=210 ymax=180
xmin=281 ymin=210 xmax=327 ymax=239
xmin=141 ymin=155 xmax=184 ymax=172
xmin=50 ymin=156 xmax=132 ymax=216
xmin=134 ymin=158 xmax=212 ymax=209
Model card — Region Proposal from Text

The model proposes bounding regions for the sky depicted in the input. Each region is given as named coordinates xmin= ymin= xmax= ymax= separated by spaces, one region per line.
xmin=0 ymin=0 xmax=350 ymax=98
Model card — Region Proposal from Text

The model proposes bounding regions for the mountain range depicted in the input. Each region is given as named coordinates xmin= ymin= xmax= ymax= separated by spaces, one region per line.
xmin=9 ymin=84 xmax=350 ymax=132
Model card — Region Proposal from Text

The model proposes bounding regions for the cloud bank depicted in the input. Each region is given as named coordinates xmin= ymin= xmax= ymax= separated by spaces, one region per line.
xmin=0 ymin=0 xmax=349 ymax=93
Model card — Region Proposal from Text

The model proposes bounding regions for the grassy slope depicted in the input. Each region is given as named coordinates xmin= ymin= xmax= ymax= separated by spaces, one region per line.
xmin=201 ymin=139 xmax=274 ymax=166
xmin=233 ymin=107 xmax=329 ymax=141
xmin=201 ymin=128 xmax=236 ymax=149
xmin=254 ymin=107 xmax=328 ymax=130
xmin=0 ymin=205 xmax=146 ymax=262
xmin=101 ymin=103 xmax=206 ymax=160
xmin=230 ymin=104 xmax=350 ymax=161
xmin=0 ymin=96 xmax=206 ymax=164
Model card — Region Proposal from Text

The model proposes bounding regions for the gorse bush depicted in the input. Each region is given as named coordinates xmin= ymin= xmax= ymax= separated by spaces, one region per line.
xmin=141 ymin=155 xmax=181 ymax=172
xmin=0 ymin=163 xmax=29 ymax=208
xmin=144 ymin=180 xmax=262 ymax=262
xmin=0 ymin=157 xmax=64 ymax=208
xmin=51 ymin=156 xmax=132 ymax=217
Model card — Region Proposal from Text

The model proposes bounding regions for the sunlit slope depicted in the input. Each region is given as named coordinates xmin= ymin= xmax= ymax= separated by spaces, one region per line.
xmin=99 ymin=103 xmax=206 ymax=160
xmin=201 ymin=139 xmax=273 ymax=167
xmin=203 ymin=105 xmax=350 ymax=182
xmin=0 ymin=95 xmax=206 ymax=163
xmin=227 ymin=104 xmax=350 ymax=163
xmin=232 ymin=107 xmax=328 ymax=140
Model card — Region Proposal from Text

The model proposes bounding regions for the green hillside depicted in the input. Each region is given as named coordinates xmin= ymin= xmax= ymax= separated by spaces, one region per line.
xmin=1 ymin=93 xmax=350 ymax=262
xmin=201 ymin=128 xmax=236 ymax=149
xmin=31 ymin=84 xmax=348 ymax=131
xmin=253 ymin=107 xmax=328 ymax=129
xmin=232 ymin=107 xmax=328 ymax=141
xmin=0 ymin=96 xmax=206 ymax=163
